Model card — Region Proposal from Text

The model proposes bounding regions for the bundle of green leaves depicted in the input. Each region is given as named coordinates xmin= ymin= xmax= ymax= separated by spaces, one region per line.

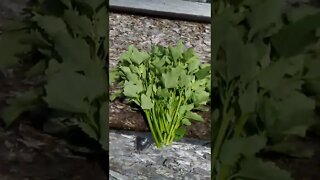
xmin=212 ymin=0 xmax=320 ymax=179
xmin=110 ymin=41 xmax=211 ymax=148
xmin=0 ymin=0 xmax=108 ymax=151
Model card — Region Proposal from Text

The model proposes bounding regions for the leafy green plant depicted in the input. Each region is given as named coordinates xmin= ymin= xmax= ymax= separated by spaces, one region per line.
xmin=110 ymin=41 xmax=211 ymax=148
xmin=0 ymin=0 xmax=108 ymax=151
xmin=212 ymin=0 xmax=320 ymax=179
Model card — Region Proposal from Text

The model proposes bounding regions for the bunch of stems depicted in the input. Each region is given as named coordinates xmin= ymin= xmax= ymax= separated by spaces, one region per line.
xmin=144 ymin=95 xmax=186 ymax=148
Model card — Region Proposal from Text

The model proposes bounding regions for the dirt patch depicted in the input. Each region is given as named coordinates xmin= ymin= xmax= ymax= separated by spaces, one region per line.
xmin=261 ymin=135 xmax=320 ymax=180
xmin=109 ymin=91 xmax=211 ymax=140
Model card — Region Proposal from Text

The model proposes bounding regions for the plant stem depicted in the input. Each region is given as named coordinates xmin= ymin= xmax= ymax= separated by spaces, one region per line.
xmin=145 ymin=110 xmax=161 ymax=147
xmin=212 ymin=104 xmax=233 ymax=176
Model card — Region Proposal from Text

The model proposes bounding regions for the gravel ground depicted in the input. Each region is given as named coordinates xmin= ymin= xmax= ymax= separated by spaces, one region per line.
xmin=109 ymin=12 xmax=211 ymax=68
xmin=109 ymin=130 xmax=211 ymax=180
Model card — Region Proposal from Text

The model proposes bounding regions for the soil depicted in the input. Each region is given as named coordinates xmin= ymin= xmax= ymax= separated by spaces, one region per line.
xmin=109 ymin=86 xmax=212 ymax=140
xmin=262 ymin=134 xmax=320 ymax=180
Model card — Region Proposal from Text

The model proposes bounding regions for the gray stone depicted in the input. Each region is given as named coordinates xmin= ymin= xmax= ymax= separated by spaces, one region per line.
xmin=109 ymin=130 xmax=210 ymax=179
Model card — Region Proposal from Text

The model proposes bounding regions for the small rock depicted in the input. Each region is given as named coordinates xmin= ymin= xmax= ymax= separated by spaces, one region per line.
xmin=110 ymin=170 xmax=129 ymax=180
xmin=203 ymin=152 xmax=210 ymax=159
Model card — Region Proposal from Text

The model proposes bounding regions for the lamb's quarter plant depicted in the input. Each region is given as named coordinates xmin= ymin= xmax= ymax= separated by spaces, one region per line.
xmin=110 ymin=41 xmax=211 ymax=148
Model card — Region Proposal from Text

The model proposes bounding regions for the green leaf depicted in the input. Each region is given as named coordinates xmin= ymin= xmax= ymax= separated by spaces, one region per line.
xmin=192 ymin=90 xmax=210 ymax=106
xmin=1 ymin=90 xmax=39 ymax=127
xmin=174 ymin=127 xmax=186 ymax=141
xmin=170 ymin=40 xmax=184 ymax=62
xmin=141 ymin=94 xmax=153 ymax=109
xmin=34 ymin=15 xmax=68 ymax=36
xmin=85 ymin=60 xmax=108 ymax=101
xmin=195 ymin=65 xmax=211 ymax=80
xmin=95 ymin=6 xmax=107 ymax=38
xmin=257 ymin=60 xmax=287 ymax=90
xmin=63 ymin=9 xmax=93 ymax=37
xmin=185 ymin=112 xmax=204 ymax=122
xmin=239 ymin=81 xmax=258 ymax=113
xmin=131 ymin=48 xmax=149 ymax=65
xmin=25 ymin=60 xmax=47 ymax=77
xmin=220 ymin=135 xmax=267 ymax=165
xmin=110 ymin=90 xmax=122 ymax=101
xmin=179 ymin=104 xmax=194 ymax=115
xmin=246 ymin=0 xmax=285 ymax=39
xmin=123 ymin=81 xmax=143 ymax=98
xmin=260 ymin=91 xmax=315 ymax=140
xmin=162 ymin=69 xmax=180 ymax=88
xmin=286 ymin=4 xmax=320 ymax=23
xmin=187 ymin=56 xmax=200 ymax=73
xmin=109 ymin=68 xmax=119 ymax=84
xmin=74 ymin=0 xmax=105 ymax=11
xmin=0 ymin=31 xmax=31 ymax=70
xmin=53 ymin=33 xmax=91 ymax=70
xmin=78 ymin=120 xmax=98 ymax=140
xmin=266 ymin=141 xmax=314 ymax=158
xmin=236 ymin=157 xmax=292 ymax=180
xmin=44 ymin=70 xmax=90 ymax=113
xmin=271 ymin=12 xmax=320 ymax=57
xmin=181 ymin=118 xmax=191 ymax=126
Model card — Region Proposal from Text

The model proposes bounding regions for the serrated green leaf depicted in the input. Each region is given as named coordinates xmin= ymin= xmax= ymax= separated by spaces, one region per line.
xmin=123 ymin=81 xmax=143 ymax=98
xmin=220 ymin=135 xmax=267 ymax=165
xmin=236 ymin=157 xmax=292 ymax=180
xmin=85 ymin=60 xmax=107 ymax=101
xmin=53 ymin=33 xmax=90 ymax=70
xmin=131 ymin=48 xmax=149 ymax=65
xmin=170 ymin=40 xmax=184 ymax=62
xmin=195 ymin=65 xmax=211 ymax=80
xmin=141 ymin=94 xmax=153 ymax=109
xmin=63 ymin=9 xmax=93 ymax=37
xmin=187 ymin=56 xmax=200 ymax=73
xmin=192 ymin=89 xmax=210 ymax=106
xmin=162 ymin=70 xmax=179 ymax=88
xmin=0 ymin=31 xmax=31 ymax=69
xmin=95 ymin=6 xmax=107 ymax=38
xmin=257 ymin=60 xmax=287 ymax=90
xmin=271 ymin=12 xmax=320 ymax=57
xmin=20 ymin=30 xmax=51 ymax=48
xmin=1 ymin=90 xmax=39 ymax=127
xmin=247 ymin=0 xmax=285 ymax=39
xmin=34 ymin=15 xmax=68 ymax=36
xmin=44 ymin=70 xmax=90 ymax=113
